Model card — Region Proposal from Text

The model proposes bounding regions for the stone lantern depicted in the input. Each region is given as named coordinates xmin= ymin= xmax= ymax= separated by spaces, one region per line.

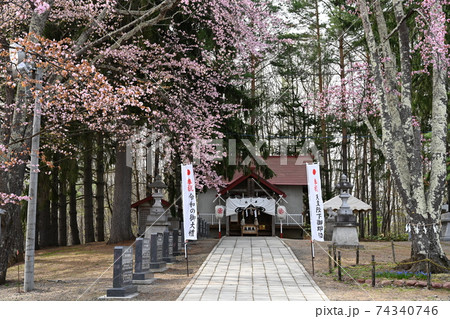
xmin=332 ymin=174 xmax=359 ymax=247
xmin=144 ymin=175 xmax=169 ymax=236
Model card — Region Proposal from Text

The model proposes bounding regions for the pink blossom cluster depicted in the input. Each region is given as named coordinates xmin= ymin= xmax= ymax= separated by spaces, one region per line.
xmin=413 ymin=0 xmax=449 ymax=71
xmin=304 ymin=61 xmax=379 ymax=122
xmin=31 ymin=0 xmax=50 ymax=14
xmin=0 ymin=0 xmax=287 ymax=198
xmin=0 ymin=192 xmax=30 ymax=204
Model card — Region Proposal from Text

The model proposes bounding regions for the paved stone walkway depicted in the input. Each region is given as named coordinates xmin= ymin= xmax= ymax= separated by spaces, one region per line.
xmin=178 ymin=237 xmax=328 ymax=301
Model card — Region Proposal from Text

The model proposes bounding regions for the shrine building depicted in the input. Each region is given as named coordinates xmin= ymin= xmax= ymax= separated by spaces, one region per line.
xmin=198 ymin=155 xmax=313 ymax=237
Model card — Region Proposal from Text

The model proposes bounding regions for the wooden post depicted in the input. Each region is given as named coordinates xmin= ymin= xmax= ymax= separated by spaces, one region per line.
xmin=391 ymin=240 xmax=396 ymax=263
xmin=328 ymin=246 xmax=332 ymax=273
xmin=333 ymin=244 xmax=337 ymax=268
xmin=338 ymin=251 xmax=342 ymax=281
xmin=371 ymin=255 xmax=375 ymax=287
xmin=356 ymin=246 xmax=359 ymax=265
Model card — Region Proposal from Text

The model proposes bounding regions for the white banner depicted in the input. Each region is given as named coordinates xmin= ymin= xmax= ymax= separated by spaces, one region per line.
xmin=225 ymin=197 xmax=276 ymax=216
xmin=306 ymin=163 xmax=325 ymax=241
xmin=181 ymin=164 xmax=197 ymax=241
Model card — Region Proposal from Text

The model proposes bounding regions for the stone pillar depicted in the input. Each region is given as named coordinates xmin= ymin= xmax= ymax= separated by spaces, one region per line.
xmin=180 ymin=227 xmax=185 ymax=245
xmin=197 ymin=218 xmax=202 ymax=238
xmin=173 ymin=229 xmax=180 ymax=256
xmin=332 ymin=174 xmax=359 ymax=247
xmin=133 ymin=238 xmax=155 ymax=284
xmin=162 ymin=231 xmax=176 ymax=263
xmin=106 ymin=246 xmax=138 ymax=297
xmin=149 ymin=233 xmax=167 ymax=272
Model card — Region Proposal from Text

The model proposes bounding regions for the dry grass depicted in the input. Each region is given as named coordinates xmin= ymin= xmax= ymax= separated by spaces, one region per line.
xmin=0 ymin=238 xmax=218 ymax=301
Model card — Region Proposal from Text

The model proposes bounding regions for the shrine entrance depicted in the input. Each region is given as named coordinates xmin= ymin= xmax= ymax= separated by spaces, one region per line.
xmin=218 ymin=171 xmax=286 ymax=237
xmin=236 ymin=205 xmax=275 ymax=236
xmin=225 ymin=197 xmax=277 ymax=236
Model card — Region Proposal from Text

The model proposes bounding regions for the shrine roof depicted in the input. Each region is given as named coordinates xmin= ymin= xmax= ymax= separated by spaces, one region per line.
xmin=226 ymin=155 xmax=313 ymax=187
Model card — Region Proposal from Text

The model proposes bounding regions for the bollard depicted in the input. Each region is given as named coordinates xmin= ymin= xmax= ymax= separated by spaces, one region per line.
xmin=338 ymin=251 xmax=342 ymax=281
xmin=391 ymin=240 xmax=396 ymax=263
xmin=328 ymin=246 xmax=333 ymax=273
xmin=371 ymin=255 xmax=376 ymax=287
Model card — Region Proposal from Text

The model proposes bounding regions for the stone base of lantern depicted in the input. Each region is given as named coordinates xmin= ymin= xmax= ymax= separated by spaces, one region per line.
xmin=332 ymin=225 xmax=359 ymax=247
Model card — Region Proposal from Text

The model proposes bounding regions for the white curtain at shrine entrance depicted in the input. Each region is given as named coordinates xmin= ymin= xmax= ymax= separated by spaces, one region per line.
xmin=225 ymin=197 xmax=276 ymax=216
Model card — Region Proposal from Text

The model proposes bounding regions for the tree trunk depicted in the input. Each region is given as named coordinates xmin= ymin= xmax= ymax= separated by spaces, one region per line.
xmin=96 ymin=134 xmax=105 ymax=242
xmin=360 ymin=136 xmax=368 ymax=238
xmin=37 ymin=173 xmax=51 ymax=248
xmin=83 ymin=133 xmax=95 ymax=243
xmin=314 ymin=0 xmax=331 ymax=199
xmin=50 ymin=153 xmax=59 ymax=246
xmin=58 ymin=170 xmax=67 ymax=247
xmin=69 ymin=179 xmax=81 ymax=245
xmin=339 ymin=30 xmax=348 ymax=176
xmin=382 ymin=173 xmax=393 ymax=236
xmin=108 ymin=143 xmax=133 ymax=244
xmin=0 ymin=169 xmax=26 ymax=284
xmin=370 ymin=137 xmax=378 ymax=236
xmin=0 ymin=67 xmax=29 ymax=276
xmin=358 ymin=0 xmax=449 ymax=271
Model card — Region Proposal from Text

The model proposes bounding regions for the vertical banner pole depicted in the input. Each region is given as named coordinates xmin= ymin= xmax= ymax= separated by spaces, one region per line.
xmin=311 ymin=240 xmax=315 ymax=276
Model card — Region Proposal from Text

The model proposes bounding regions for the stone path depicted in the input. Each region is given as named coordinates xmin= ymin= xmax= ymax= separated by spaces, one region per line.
xmin=177 ymin=237 xmax=328 ymax=301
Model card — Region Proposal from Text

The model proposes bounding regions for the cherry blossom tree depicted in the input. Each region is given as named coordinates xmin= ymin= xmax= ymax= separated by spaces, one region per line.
xmin=0 ymin=0 xmax=283 ymax=284
xmin=354 ymin=0 xmax=449 ymax=271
